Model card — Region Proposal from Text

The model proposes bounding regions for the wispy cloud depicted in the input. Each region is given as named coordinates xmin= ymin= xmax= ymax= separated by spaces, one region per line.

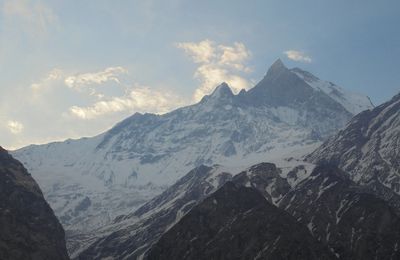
xmin=63 ymin=67 xmax=129 ymax=99
xmin=68 ymin=85 xmax=184 ymax=119
xmin=64 ymin=67 xmax=128 ymax=90
xmin=30 ymin=68 xmax=63 ymax=93
xmin=176 ymin=40 xmax=252 ymax=101
xmin=284 ymin=50 xmax=312 ymax=63
xmin=29 ymin=67 xmax=185 ymax=120
xmin=7 ymin=120 xmax=24 ymax=134
xmin=30 ymin=67 xmax=128 ymax=99
xmin=176 ymin=40 xmax=216 ymax=64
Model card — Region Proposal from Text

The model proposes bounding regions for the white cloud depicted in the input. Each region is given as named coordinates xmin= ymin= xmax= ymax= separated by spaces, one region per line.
xmin=2 ymin=0 xmax=58 ymax=35
xmin=219 ymin=42 xmax=251 ymax=72
xmin=30 ymin=67 xmax=183 ymax=120
xmin=64 ymin=67 xmax=128 ymax=90
xmin=193 ymin=64 xmax=250 ymax=101
xmin=284 ymin=50 xmax=312 ymax=63
xmin=177 ymin=40 xmax=252 ymax=101
xmin=68 ymin=85 xmax=185 ymax=119
xmin=176 ymin=40 xmax=216 ymax=63
xmin=7 ymin=120 xmax=24 ymax=134
xmin=30 ymin=67 xmax=129 ymax=100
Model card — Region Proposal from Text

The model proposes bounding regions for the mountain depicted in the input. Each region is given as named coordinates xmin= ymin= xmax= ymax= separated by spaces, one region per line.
xmin=77 ymin=158 xmax=400 ymax=259
xmin=290 ymin=67 xmax=373 ymax=115
xmin=76 ymin=161 xmax=305 ymax=259
xmin=0 ymin=147 xmax=69 ymax=260
xmin=279 ymin=164 xmax=400 ymax=259
xmin=12 ymin=59 xmax=373 ymax=239
xmin=245 ymin=59 xmax=372 ymax=137
xmin=307 ymin=93 xmax=400 ymax=208
xmin=147 ymin=181 xmax=336 ymax=260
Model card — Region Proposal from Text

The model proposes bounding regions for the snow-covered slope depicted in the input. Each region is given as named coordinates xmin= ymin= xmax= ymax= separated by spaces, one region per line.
xmin=12 ymin=59 xmax=373 ymax=239
xmin=291 ymin=68 xmax=373 ymax=115
xmin=74 ymin=165 xmax=233 ymax=259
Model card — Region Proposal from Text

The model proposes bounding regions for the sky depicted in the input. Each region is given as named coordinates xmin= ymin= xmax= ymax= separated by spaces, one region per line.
xmin=1 ymin=0 xmax=400 ymax=150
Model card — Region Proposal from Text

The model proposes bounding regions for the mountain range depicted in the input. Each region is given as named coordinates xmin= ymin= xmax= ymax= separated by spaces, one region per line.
xmin=78 ymin=160 xmax=400 ymax=259
xmin=12 ymin=60 xmax=373 ymax=244
xmin=146 ymin=95 xmax=400 ymax=259
xmin=5 ymin=57 xmax=400 ymax=260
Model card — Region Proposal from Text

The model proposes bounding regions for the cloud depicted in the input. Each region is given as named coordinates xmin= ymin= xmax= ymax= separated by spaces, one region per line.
xmin=7 ymin=120 xmax=24 ymax=134
xmin=31 ymin=68 xmax=63 ymax=93
xmin=30 ymin=67 xmax=129 ymax=99
xmin=176 ymin=40 xmax=252 ymax=101
xmin=64 ymin=67 xmax=128 ymax=90
xmin=68 ymin=85 xmax=184 ymax=119
xmin=193 ymin=64 xmax=250 ymax=101
xmin=284 ymin=50 xmax=312 ymax=63
xmin=2 ymin=0 xmax=58 ymax=35
xmin=3 ymin=39 xmax=253 ymax=148
xmin=176 ymin=40 xmax=215 ymax=63
xmin=219 ymin=42 xmax=251 ymax=72
xmin=29 ymin=67 xmax=183 ymax=120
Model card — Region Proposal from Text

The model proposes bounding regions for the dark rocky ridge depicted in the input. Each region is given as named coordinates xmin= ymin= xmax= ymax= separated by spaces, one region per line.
xmin=146 ymin=163 xmax=400 ymax=260
xmin=279 ymin=164 xmax=400 ymax=259
xmin=0 ymin=147 xmax=69 ymax=260
xmin=147 ymin=181 xmax=336 ymax=260
xmin=77 ymin=159 xmax=400 ymax=259
xmin=307 ymin=92 xmax=400 ymax=210
xmin=77 ymin=162 xmax=293 ymax=259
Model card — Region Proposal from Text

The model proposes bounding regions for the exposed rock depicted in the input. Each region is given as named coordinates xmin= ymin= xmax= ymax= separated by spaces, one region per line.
xmin=147 ymin=181 xmax=336 ymax=260
xmin=279 ymin=164 xmax=400 ymax=259
xmin=0 ymin=147 xmax=69 ymax=260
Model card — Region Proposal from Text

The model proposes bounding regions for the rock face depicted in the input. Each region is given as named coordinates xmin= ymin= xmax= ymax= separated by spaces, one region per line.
xmin=147 ymin=181 xmax=336 ymax=260
xmin=232 ymin=162 xmax=291 ymax=204
xmin=246 ymin=60 xmax=354 ymax=137
xmin=307 ymin=93 xmax=400 ymax=206
xmin=279 ymin=164 xmax=400 ymax=260
xmin=147 ymin=163 xmax=400 ymax=260
xmin=0 ymin=147 xmax=69 ymax=260
xmin=12 ymin=60 xmax=373 ymax=240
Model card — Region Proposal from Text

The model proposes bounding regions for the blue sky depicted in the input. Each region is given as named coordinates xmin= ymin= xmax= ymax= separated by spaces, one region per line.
xmin=1 ymin=0 xmax=399 ymax=149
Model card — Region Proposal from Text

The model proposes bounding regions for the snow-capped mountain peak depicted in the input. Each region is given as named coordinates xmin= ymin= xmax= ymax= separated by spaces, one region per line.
xmin=12 ymin=59 xmax=373 ymax=239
